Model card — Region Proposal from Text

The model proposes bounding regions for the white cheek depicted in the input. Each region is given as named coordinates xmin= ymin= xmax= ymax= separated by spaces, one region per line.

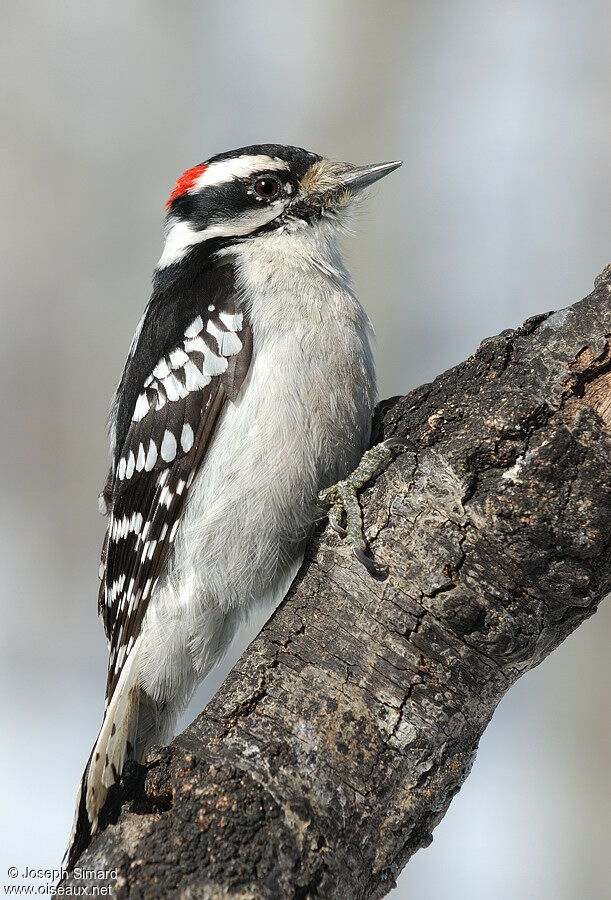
xmin=157 ymin=203 xmax=285 ymax=268
xmin=157 ymin=220 xmax=205 ymax=267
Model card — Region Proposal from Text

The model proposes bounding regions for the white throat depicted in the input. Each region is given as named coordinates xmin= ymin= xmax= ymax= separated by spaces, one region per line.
xmin=232 ymin=220 xmax=373 ymax=354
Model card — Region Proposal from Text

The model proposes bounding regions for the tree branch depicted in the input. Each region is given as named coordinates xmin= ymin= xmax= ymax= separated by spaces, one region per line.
xmin=64 ymin=268 xmax=611 ymax=898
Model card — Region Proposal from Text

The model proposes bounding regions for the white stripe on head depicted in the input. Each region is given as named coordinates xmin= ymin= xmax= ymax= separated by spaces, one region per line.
xmin=193 ymin=155 xmax=289 ymax=190
xmin=157 ymin=203 xmax=285 ymax=268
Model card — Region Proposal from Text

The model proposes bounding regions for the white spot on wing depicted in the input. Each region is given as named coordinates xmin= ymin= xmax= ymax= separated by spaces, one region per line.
xmin=184 ymin=316 xmax=203 ymax=338
xmin=161 ymin=430 xmax=177 ymax=462
xmin=162 ymin=372 xmax=186 ymax=402
xmin=125 ymin=451 xmax=135 ymax=480
xmin=183 ymin=336 xmax=207 ymax=354
xmin=207 ymin=319 xmax=242 ymax=356
xmin=153 ymin=358 xmax=170 ymax=380
xmin=145 ymin=439 xmax=157 ymax=471
xmin=132 ymin=392 xmax=150 ymax=423
xmin=181 ymin=424 xmax=194 ymax=452
xmin=184 ymin=359 xmax=211 ymax=391
xmin=170 ymin=348 xmax=189 ymax=368
xmin=202 ymin=344 xmax=228 ymax=375
xmin=219 ymin=311 xmax=243 ymax=331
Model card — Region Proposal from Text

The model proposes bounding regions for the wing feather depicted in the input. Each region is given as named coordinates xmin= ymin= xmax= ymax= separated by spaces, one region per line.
xmin=99 ymin=290 xmax=251 ymax=705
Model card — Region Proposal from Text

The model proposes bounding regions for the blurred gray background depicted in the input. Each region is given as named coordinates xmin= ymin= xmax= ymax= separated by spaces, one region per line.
xmin=1 ymin=1 xmax=609 ymax=897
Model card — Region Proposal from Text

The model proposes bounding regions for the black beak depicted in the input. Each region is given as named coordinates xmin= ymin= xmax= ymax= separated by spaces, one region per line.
xmin=336 ymin=160 xmax=402 ymax=193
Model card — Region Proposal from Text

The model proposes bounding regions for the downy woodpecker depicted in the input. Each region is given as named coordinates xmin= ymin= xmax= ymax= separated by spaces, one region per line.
xmin=67 ymin=144 xmax=401 ymax=866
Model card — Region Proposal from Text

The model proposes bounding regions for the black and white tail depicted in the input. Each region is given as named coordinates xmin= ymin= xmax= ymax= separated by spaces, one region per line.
xmin=66 ymin=645 xmax=143 ymax=868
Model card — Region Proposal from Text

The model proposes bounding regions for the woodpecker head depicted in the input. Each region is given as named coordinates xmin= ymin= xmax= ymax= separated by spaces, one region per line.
xmin=158 ymin=143 xmax=401 ymax=269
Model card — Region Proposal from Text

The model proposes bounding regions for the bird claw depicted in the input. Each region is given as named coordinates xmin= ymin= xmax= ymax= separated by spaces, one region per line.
xmin=318 ymin=435 xmax=407 ymax=575
xmin=353 ymin=547 xmax=388 ymax=578
xmin=329 ymin=516 xmax=348 ymax=536
xmin=380 ymin=437 xmax=410 ymax=450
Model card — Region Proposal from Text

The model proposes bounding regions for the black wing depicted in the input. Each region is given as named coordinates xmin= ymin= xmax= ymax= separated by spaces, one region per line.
xmin=99 ymin=265 xmax=252 ymax=705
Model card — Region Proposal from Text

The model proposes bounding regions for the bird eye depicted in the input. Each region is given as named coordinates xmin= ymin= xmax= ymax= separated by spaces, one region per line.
xmin=254 ymin=177 xmax=280 ymax=199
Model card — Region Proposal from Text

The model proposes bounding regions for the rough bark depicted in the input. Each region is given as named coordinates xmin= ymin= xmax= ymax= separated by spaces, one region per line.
xmin=64 ymin=268 xmax=611 ymax=898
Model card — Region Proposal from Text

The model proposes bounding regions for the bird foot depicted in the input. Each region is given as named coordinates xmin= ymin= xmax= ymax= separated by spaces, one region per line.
xmin=318 ymin=437 xmax=409 ymax=576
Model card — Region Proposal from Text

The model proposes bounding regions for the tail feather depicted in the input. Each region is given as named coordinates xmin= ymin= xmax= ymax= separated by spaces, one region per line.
xmin=65 ymin=647 xmax=141 ymax=869
xmin=65 ymin=753 xmax=93 ymax=869
xmin=85 ymin=653 xmax=140 ymax=826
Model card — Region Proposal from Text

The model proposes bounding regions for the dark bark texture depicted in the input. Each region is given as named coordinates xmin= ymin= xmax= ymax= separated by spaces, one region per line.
xmin=64 ymin=269 xmax=611 ymax=898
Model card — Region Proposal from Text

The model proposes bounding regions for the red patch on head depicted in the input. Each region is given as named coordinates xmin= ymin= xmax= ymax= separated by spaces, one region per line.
xmin=166 ymin=163 xmax=209 ymax=209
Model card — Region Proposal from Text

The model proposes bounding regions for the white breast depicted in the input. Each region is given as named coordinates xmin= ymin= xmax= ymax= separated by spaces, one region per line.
xmin=144 ymin=221 xmax=376 ymax=690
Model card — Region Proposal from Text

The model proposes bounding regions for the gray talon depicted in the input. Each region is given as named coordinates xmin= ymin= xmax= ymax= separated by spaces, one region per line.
xmin=353 ymin=547 xmax=387 ymax=576
xmin=380 ymin=436 xmax=410 ymax=450
xmin=329 ymin=516 xmax=347 ymax=536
